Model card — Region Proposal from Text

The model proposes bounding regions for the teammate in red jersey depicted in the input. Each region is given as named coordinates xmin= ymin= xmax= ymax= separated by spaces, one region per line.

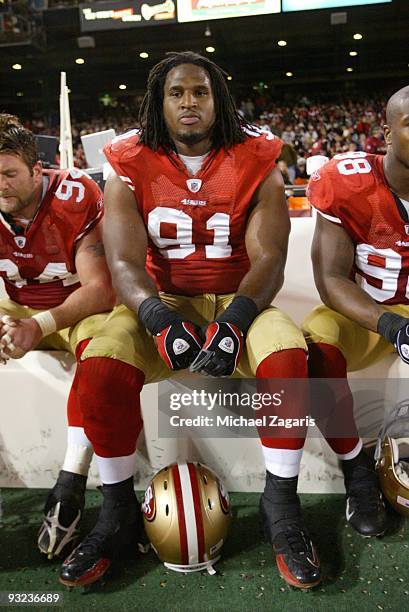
xmin=0 ymin=115 xmax=146 ymax=574
xmin=301 ymin=87 xmax=409 ymax=536
xmin=59 ymin=51 xmax=321 ymax=589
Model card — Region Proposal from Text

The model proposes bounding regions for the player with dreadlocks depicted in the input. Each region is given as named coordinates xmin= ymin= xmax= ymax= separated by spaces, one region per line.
xmin=60 ymin=51 xmax=320 ymax=589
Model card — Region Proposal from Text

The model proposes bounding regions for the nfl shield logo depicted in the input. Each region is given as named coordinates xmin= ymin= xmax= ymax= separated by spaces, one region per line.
xmin=186 ymin=179 xmax=202 ymax=193
xmin=405 ymin=225 xmax=409 ymax=235
xmin=14 ymin=236 xmax=26 ymax=249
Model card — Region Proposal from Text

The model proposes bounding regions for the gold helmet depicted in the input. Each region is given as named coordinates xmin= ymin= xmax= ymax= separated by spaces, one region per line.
xmin=375 ymin=401 xmax=409 ymax=517
xmin=376 ymin=436 xmax=409 ymax=517
xmin=142 ymin=462 xmax=231 ymax=574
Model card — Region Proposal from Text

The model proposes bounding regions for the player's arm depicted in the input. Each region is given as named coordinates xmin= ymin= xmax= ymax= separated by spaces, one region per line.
xmin=190 ymin=168 xmax=288 ymax=377
xmin=0 ymin=224 xmax=115 ymax=356
xmin=312 ymin=213 xmax=409 ymax=364
xmin=103 ymin=174 xmax=202 ymax=370
xmin=312 ymin=213 xmax=384 ymax=331
xmin=49 ymin=224 xmax=116 ymax=329
xmin=102 ymin=174 xmax=157 ymax=310
xmin=238 ymin=167 xmax=289 ymax=309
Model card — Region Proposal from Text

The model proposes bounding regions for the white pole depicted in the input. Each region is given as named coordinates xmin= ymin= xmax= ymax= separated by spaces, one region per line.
xmin=59 ymin=72 xmax=74 ymax=169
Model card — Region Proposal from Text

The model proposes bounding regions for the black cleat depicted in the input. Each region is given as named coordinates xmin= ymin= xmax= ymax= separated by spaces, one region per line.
xmin=60 ymin=478 xmax=142 ymax=588
xmin=260 ymin=471 xmax=321 ymax=589
xmin=342 ymin=450 xmax=387 ymax=537
xmin=38 ymin=470 xmax=86 ymax=559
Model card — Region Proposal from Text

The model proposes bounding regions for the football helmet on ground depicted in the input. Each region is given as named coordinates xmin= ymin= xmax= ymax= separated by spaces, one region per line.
xmin=142 ymin=462 xmax=231 ymax=575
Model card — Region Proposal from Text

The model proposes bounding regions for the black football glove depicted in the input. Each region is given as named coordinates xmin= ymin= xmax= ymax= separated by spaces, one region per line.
xmin=189 ymin=321 xmax=244 ymax=377
xmin=139 ymin=297 xmax=203 ymax=370
xmin=155 ymin=320 xmax=203 ymax=370
xmin=377 ymin=312 xmax=409 ymax=365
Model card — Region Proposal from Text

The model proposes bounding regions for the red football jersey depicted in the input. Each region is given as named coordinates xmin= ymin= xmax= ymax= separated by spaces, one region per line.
xmin=0 ymin=169 xmax=103 ymax=309
xmin=307 ymin=152 xmax=409 ymax=305
xmin=104 ymin=129 xmax=282 ymax=295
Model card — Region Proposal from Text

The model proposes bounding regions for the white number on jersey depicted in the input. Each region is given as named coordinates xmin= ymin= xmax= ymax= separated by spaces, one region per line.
xmin=355 ymin=244 xmax=401 ymax=302
xmin=0 ymin=260 xmax=76 ymax=287
xmin=335 ymin=151 xmax=372 ymax=176
xmin=147 ymin=207 xmax=232 ymax=260
xmin=55 ymin=179 xmax=85 ymax=203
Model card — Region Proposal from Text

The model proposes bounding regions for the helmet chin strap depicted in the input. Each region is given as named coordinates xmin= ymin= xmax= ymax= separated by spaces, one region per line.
xmin=164 ymin=556 xmax=220 ymax=575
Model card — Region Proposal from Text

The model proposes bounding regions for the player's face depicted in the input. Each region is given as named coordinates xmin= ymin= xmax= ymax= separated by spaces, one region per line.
xmin=163 ymin=64 xmax=215 ymax=155
xmin=0 ymin=154 xmax=42 ymax=217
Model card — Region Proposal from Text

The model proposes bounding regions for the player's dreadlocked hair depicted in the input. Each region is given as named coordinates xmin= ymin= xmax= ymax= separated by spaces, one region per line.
xmin=0 ymin=113 xmax=38 ymax=170
xmin=138 ymin=51 xmax=250 ymax=152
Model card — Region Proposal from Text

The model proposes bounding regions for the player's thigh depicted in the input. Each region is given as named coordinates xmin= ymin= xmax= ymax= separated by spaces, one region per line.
xmin=78 ymin=304 xmax=169 ymax=383
xmin=302 ymin=304 xmax=393 ymax=372
xmin=236 ymin=307 xmax=307 ymax=377
xmin=160 ymin=292 xmax=217 ymax=326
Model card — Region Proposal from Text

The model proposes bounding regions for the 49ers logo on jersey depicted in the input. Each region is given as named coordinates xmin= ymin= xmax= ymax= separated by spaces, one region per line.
xmin=217 ymin=478 xmax=230 ymax=515
xmin=142 ymin=483 xmax=156 ymax=521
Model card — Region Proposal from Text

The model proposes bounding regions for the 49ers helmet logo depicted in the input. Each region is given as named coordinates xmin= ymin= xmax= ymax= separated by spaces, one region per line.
xmin=142 ymin=483 xmax=156 ymax=521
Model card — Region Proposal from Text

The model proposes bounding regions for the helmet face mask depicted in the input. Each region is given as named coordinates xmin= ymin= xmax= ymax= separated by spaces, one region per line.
xmin=376 ymin=436 xmax=409 ymax=517
xmin=142 ymin=462 xmax=231 ymax=575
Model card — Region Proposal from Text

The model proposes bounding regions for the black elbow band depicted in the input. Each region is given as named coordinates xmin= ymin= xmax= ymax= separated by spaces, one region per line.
xmin=217 ymin=296 xmax=259 ymax=334
xmin=138 ymin=296 xmax=180 ymax=335
xmin=377 ymin=312 xmax=408 ymax=344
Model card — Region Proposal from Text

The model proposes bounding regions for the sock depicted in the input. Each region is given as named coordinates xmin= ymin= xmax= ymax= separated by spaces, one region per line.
xmin=308 ymin=342 xmax=361 ymax=456
xmin=256 ymin=349 xmax=308 ymax=470
xmin=77 ymin=358 xmax=145 ymax=458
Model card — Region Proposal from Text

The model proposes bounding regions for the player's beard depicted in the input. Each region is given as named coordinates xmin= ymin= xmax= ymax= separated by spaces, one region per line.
xmin=175 ymin=126 xmax=213 ymax=147
xmin=0 ymin=194 xmax=31 ymax=216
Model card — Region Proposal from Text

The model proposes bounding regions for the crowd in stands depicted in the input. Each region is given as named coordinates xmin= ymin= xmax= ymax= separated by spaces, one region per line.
xmin=24 ymin=96 xmax=388 ymax=184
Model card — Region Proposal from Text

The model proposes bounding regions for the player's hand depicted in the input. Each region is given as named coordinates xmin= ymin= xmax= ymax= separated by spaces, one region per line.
xmin=0 ymin=315 xmax=43 ymax=358
xmin=155 ymin=320 xmax=203 ymax=370
xmin=377 ymin=312 xmax=409 ymax=365
xmin=189 ymin=321 xmax=244 ymax=377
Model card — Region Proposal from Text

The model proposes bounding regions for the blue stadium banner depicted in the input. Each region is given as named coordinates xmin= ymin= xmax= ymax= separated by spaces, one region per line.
xmin=79 ymin=0 xmax=176 ymax=31
xmin=282 ymin=0 xmax=391 ymax=11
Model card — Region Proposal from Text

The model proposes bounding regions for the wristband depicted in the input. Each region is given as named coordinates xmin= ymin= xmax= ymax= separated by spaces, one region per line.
xmin=217 ymin=295 xmax=259 ymax=334
xmin=32 ymin=311 xmax=57 ymax=337
xmin=138 ymin=296 xmax=181 ymax=335
xmin=377 ymin=311 xmax=408 ymax=344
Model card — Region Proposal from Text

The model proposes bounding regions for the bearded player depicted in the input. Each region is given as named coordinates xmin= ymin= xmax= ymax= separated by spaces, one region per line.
xmin=56 ymin=51 xmax=322 ymax=590
xmin=301 ymin=87 xmax=409 ymax=537
xmin=0 ymin=115 xmax=145 ymax=572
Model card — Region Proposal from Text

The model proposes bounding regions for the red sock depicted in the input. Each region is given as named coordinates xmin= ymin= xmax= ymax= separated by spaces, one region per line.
xmin=256 ymin=349 xmax=308 ymax=451
xmin=67 ymin=338 xmax=92 ymax=428
xmin=77 ymin=357 xmax=145 ymax=457
xmin=308 ymin=342 xmax=360 ymax=456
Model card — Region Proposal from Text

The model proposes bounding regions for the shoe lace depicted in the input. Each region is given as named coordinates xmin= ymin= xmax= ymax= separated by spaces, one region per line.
xmin=282 ymin=523 xmax=312 ymax=557
xmin=346 ymin=465 xmax=382 ymax=513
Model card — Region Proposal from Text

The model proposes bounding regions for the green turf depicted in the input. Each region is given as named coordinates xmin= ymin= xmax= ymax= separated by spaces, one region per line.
xmin=0 ymin=489 xmax=407 ymax=612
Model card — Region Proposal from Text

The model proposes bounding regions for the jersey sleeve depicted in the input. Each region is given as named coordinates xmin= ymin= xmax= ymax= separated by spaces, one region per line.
xmin=307 ymin=160 xmax=343 ymax=224
xmin=74 ymin=173 xmax=104 ymax=244
xmin=103 ymin=129 xmax=142 ymax=192
xmin=243 ymin=130 xmax=283 ymax=185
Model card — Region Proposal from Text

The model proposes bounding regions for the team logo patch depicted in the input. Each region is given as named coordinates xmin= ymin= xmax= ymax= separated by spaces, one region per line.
xmin=186 ymin=179 xmax=202 ymax=193
xmin=14 ymin=236 xmax=26 ymax=249
xmin=142 ymin=483 xmax=156 ymax=521
xmin=173 ymin=338 xmax=189 ymax=355
xmin=218 ymin=337 xmax=234 ymax=353
xmin=310 ymin=171 xmax=321 ymax=182
xmin=404 ymin=225 xmax=409 ymax=235
xmin=217 ymin=479 xmax=230 ymax=514
xmin=400 ymin=344 xmax=409 ymax=360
